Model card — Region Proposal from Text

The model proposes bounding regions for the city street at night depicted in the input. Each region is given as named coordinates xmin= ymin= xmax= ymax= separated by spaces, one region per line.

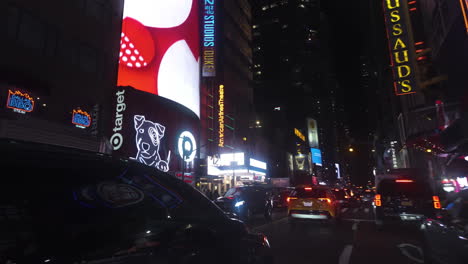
xmin=1 ymin=0 xmax=467 ymax=263
xmin=251 ymin=205 xmax=424 ymax=264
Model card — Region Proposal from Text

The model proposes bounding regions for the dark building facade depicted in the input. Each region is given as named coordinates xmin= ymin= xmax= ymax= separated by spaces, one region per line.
xmin=0 ymin=0 xmax=124 ymax=152
xmin=370 ymin=0 xmax=468 ymax=190
xmin=251 ymin=0 xmax=345 ymax=184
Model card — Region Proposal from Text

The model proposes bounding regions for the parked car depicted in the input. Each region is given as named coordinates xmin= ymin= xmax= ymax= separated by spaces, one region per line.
xmin=271 ymin=187 xmax=291 ymax=208
xmin=214 ymin=186 xmax=274 ymax=222
xmin=421 ymin=189 xmax=468 ymax=264
xmin=0 ymin=139 xmax=272 ymax=264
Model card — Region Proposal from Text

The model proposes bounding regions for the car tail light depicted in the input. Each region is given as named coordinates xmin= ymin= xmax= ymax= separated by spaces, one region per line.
xmin=395 ymin=179 xmax=414 ymax=183
xmin=318 ymin=198 xmax=332 ymax=204
xmin=375 ymin=194 xmax=382 ymax=207
xmin=287 ymin=197 xmax=297 ymax=203
xmin=432 ymin=196 xmax=441 ymax=209
xmin=226 ymin=196 xmax=234 ymax=200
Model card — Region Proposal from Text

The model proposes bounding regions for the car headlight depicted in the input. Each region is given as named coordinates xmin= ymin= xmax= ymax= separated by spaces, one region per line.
xmin=235 ymin=200 xmax=245 ymax=207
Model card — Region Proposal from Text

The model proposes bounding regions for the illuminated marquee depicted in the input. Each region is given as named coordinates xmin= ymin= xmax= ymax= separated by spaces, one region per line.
xmin=202 ymin=0 xmax=216 ymax=77
xmin=6 ymin=90 xmax=35 ymax=114
xmin=294 ymin=128 xmax=305 ymax=141
xmin=383 ymin=0 xmax=417 ymax=95
xmin=461 ymin=0 xmax=468 ymax=33
xmin=218 ymin=84 xmax=224 ymax=147
xmin=72 ymin=109 xmax=92 ymax=128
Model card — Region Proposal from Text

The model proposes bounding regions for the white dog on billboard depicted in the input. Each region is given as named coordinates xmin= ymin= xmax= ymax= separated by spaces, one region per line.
xmin=133 ymin=115 xmax=171 ymax=172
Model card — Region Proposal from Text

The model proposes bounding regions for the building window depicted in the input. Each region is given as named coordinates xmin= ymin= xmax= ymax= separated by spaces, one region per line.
xmin=79 ymin=45 xmax=98 ymax=73
xmin=7 ymin=5 xmax=20 ymax=39
xmin=17 ymin=12 xmax=46 ymax=52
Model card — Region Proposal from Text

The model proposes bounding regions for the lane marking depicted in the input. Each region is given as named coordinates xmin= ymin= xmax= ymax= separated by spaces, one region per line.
xmin=364 ymin=208 xmax=370 ymax=213
xmin=339 ymin=245 xmax=353 ymax=264
xmin=397 ymin=243 xmax=424 ymax=263
xmin=341 ymin=208 xmax=349 ymax=213
xmin=342 ymin=218 xmax=374 ymax=222
xmin=253 ymin=216 xmax=288 ymax=230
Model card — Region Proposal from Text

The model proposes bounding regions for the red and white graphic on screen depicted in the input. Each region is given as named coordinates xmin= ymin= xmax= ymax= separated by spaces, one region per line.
xmin=118 ymin=0 xmax=200 ymax=117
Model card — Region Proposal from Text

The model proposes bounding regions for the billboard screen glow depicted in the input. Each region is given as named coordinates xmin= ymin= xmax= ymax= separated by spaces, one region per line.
xmin=117 ymin=0 xmax=200 ymax=117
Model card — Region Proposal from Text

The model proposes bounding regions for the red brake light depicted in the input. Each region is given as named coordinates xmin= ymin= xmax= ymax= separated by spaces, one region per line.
xmin=395 ymin=179 xmax=414 ymax=183
xmin=304 ymin=187 xmax=312 ymax=191
xmin=226 ymin=196 xmax=234 ymax=199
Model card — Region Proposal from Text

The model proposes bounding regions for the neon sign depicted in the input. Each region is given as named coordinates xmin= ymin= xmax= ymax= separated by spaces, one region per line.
xmin=460 ymin=0 xmax=468 ymax=33
xmin=6 ymin=90 xmax=35 ymax=114
xmin=202 ymin=0 xmax=216 ymax=77
xmin=383 ymin=0 xmax=417 ymax=95
xmin=294 ymin=128 xmax=305 ymax=141
xmin=111 ymin=89 xmax=126 ymax=150
xmin=72 ymin=109 xmax=91 ymax=128
xmin=218 ymin=84 xmax=224 ymax=147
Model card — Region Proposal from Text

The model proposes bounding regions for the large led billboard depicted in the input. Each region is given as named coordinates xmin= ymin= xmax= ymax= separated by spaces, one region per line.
xmin=109 ymin=86 xmax=199 ymax=184
xmin=117 ymin=0 xmax=200 ymax=117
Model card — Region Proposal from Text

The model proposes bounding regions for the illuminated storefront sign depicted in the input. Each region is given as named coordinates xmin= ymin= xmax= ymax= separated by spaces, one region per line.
xmin=202 ymin=0 xmax=216 ymax=77
xmin=460 ymin=0 xmax=468 ymax=33
xmin=72 ymin=109 xmax=92 ymax=128
xmin=250 ymin=158 xmax=267 ymax=170
xmin=383 ymin=0 xmax=417 ymax=95
xmin=117 ymin=0 xmax=200 ymax=117
xmin=294 ymin=128 xmax=305 ymax=141
xmin=307 ymin=118 xmax=319 ymax=148
xmin=6 ymin=90 xmax=34 ymax=114
xmin=110 ymin=89 xmax=127 ymax=151
xmin=218 ymin=84 xmax=224 ymax=147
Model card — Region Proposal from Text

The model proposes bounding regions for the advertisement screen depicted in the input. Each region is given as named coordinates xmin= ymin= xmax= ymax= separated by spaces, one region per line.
xmin=307 ymin=118 xmax=319 ymax=148
xmin=311 ymin=148 xmax=322 ymax=166
xmin=109 ymin=86 xmax=199 ymax=184
xmin=118 ymin=0 xmax=200 ymax=117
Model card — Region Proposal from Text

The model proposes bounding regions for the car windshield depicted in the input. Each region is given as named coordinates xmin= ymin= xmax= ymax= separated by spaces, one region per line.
xmin=224 ymin=188 xmax=241 ymax=197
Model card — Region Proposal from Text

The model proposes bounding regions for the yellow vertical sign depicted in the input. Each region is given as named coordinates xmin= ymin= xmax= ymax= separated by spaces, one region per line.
xmin=218 ymin=85 xmax=224 ymax=147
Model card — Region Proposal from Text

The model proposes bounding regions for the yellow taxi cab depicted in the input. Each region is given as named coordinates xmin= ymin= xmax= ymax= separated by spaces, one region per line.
xmin=287 ymin=185 xmax=340 ymax=222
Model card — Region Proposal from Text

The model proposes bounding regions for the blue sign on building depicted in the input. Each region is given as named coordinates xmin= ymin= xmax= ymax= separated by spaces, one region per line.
xmin=72 ymin=109 xmax=91 ymax=128
xmin=311 ymin=148 xmax=322 ymax=166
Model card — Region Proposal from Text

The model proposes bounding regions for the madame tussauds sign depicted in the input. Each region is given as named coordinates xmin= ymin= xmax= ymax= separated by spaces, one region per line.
xmin=383 ymin=0 xmax=418 ymax=95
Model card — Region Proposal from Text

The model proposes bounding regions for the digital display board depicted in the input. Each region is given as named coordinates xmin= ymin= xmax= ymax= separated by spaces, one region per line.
xmin=109 ymin=86 xmax=199 ymax=182
xmin=311 ymin=148 xmax=322 ymax=166
xmin=117 ymin=0 xmax=200 ymax=117
xmin=307 ymin=118 xmax=319 ymax=148
xmin=382 ymin=0 xmax=417 ymax=95
xmin=202 ymin=0 xmax=216 ymax=77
